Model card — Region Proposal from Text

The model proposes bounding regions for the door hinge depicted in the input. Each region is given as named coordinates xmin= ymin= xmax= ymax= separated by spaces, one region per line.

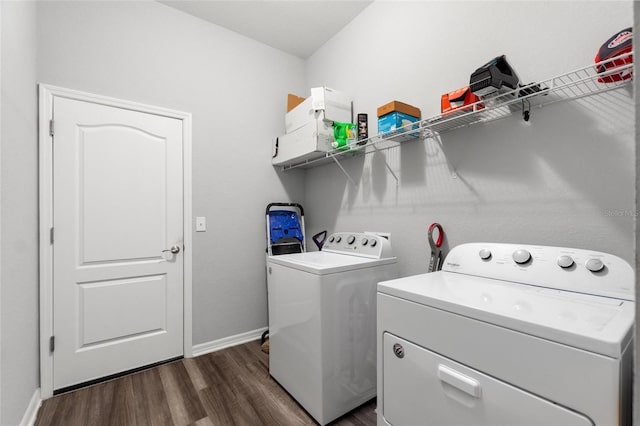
xmin=50 ymin=227 xmax=54 ymax=244
xmin=49 ymin=119 xmax=54 ymax=137
xmin=49 ymin=336 xmax=55 ymax=353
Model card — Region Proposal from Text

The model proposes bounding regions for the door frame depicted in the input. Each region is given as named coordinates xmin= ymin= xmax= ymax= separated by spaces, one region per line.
xmin=38 ymin=84 xmax=193 ymax=399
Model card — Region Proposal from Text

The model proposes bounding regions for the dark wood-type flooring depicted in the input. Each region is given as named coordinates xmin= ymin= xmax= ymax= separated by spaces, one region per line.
xmin=35 ymin=340 xmax=376 ymax=426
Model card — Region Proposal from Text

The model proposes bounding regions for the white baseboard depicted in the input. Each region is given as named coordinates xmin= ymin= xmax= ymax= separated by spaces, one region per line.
xmin=19 ymin=388 xmax=41 ymax=426
xmin=191 ymin=327 xmax=268 ymax=358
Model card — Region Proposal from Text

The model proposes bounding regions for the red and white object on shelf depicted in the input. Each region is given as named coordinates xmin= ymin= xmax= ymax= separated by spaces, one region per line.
xmin=595 ymin=28 xmax=633 ymax=83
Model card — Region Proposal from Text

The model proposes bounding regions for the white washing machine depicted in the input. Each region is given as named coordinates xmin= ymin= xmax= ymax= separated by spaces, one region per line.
xmin=377 ymin=243 xmax=634 ymax=426
xmin=267 ymin=232 xmax=398 ymax=425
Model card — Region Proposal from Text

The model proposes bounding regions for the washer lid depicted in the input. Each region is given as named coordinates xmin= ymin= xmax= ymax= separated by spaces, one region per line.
xmin=268 ymin=251 xmax=396 ymax=275
xmin=378 ymin=271 xmax=634 ymax=358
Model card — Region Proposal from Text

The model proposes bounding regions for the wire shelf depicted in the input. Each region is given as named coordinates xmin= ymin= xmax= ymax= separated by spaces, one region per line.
xmin=281 ymin=52 xmax=633 ymax=171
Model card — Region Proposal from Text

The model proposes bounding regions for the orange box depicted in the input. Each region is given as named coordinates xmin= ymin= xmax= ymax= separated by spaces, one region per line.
xmin=287 ymin=94 xmax=306 ymax=112
xmin=377 ymin=101 xmax=421 ymax=119
xmin=441 ymin=86 xmax=482 ymax=115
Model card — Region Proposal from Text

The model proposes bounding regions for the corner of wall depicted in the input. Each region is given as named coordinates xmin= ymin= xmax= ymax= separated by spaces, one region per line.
xmin=633 ymin=2 xmax=639 ymax=424
xmin=0 ymin=2 xmax=4 ymax=422
xmin=1 ymin=0 xmax=40 ymax=424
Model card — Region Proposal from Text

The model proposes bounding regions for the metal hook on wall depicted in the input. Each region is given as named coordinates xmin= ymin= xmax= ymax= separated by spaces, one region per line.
xmin=522 ymin=99 xmax=531 ymax=122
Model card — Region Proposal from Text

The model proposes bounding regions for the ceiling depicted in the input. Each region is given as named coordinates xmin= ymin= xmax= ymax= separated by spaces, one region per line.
xmin=159 ymin=1 xmax=373 ymax=59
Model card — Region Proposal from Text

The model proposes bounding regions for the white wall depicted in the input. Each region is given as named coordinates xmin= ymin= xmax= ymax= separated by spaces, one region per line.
xmin=1 ymin=0 xmax=635 ymax=422
xmin=0 ymin=1 xmax=40 ymax=424
xmin=36 ymin=1 xmax=306 ymax=346
xmin=303 ymin=1 xmax=635 ymax=278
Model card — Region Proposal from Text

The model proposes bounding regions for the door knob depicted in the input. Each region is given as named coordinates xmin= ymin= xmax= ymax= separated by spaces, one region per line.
xmin=162 ymin=245 xmax=181 ymax=254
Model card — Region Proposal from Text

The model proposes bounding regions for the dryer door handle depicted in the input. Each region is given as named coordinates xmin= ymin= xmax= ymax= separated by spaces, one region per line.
xmin=437 ymin=364 xmax=482 ymax=398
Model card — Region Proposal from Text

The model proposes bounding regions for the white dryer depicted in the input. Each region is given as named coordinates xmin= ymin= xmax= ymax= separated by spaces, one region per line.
xmin=377 ymin=243 xmax=634 ymax=426
xmin=267 ymin=232 xmax=398 ymax=425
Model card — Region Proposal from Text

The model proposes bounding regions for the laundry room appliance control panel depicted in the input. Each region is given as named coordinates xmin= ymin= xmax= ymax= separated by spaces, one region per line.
xmin=442 ymin=243 xmax=634 ymax=301
xmin=323 ymin=232 xmax=393 ymax=259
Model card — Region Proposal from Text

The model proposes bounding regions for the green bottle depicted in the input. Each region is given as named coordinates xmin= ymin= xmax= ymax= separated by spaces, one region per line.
xmin=332 ymin=121 xmax=356 ymax=151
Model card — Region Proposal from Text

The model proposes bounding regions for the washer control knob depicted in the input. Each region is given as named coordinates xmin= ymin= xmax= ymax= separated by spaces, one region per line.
xmin=335 ymin=236 xmax=342 ymax=243
xmin=370 ymin=239 xmax=378 ymax=247
xmin=512 ymin=249 xmax=531 ymax=264
xmin=586 ymin=258 xmax=605 ymax=272
xmin=557 ymin=255 xmax=574 ymax=269
xmin=347 ymin=235 xmax=356 ymax=245
xmin=328 ymin=236 xmax=335 ymax=243
xmin=361 ymin=238 xmax=369 ymax=246
xmin=479 ymin=249 xmax=492 ymax=260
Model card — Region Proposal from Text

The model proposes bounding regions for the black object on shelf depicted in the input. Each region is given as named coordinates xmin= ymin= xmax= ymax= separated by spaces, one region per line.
xmin=357 ymin=113 xmax=368 ymax=145
xmin=518 ymin=83 xmax=548 ymax=98
xmin=470 ymin=55 xmax=520 ymax=97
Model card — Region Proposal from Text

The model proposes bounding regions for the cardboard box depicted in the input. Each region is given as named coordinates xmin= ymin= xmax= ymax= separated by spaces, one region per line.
xmin=273 ymin=118 xmax=334 ymax=166
xmin=378 ymin=112 xmax=420 ymax=141
xmin=377 ymin=101 xmax=421 ymax=119
xmin=287 ymin=94 xmax=306 ymax=112
xmin=285 ymin=87 xmax=351 ymax=134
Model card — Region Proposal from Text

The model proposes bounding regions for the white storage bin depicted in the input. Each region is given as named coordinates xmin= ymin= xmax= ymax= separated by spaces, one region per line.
xmin=285 ymin=87 xmax=351 ymax=134
xmin=273 ymin=118 xmax=334 ymax=166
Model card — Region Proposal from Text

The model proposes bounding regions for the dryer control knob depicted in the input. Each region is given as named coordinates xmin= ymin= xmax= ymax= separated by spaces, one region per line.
xmin=347 ymin=235 xmax=356 ymax=245
xmin=557 ymin=255 xmax=574 ymax=269
xmin=479 ymin=249 xmax=492 ymax=260
xmin=335 ymin=236 xmax=342 ymax=243
xmin=586 ymin=258 xmax=605 ymax=272
xmin=328 ymin=236 xmax=335 ymax=243
xmin=370 ymin=239 xmax=378 ymax=247
xmin=361 ymin=238 xmax=369 ymax=246
xmin=512 ymin=249 xmax=531 ymax=264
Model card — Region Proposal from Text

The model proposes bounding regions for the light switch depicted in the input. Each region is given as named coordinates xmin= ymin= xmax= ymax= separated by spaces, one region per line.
xmin=196 ymin=216 xmax=206 ymax=232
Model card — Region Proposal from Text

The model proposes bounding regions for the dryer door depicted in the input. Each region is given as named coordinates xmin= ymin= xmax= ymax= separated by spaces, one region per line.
xmin=382 ymin=333 xmax=593 ymax=426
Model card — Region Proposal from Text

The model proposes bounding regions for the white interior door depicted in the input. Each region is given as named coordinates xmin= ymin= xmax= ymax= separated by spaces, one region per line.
xmin=52 ymin=96 xmax=184 ymax=391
